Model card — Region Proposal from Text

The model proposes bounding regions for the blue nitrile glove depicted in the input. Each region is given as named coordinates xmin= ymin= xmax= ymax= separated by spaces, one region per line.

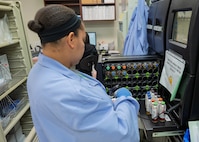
xmin=114 ymin=87 xmax=132 ymax=98
xmin=183 ymin=129 xmax=190 ymax=142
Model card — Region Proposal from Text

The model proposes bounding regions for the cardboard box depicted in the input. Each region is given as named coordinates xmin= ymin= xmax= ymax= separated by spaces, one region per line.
xmin=96 ymin=0 xmax=102 ymax=3
xmin=82 ymin=0 xmax=101 ymax=4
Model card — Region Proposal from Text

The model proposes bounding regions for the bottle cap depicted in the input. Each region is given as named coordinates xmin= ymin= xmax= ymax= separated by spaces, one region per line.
xmin=153 ymin=102 xmax=158 ymax=106
xmin=161 ymin=101 xmax=165 ymax=105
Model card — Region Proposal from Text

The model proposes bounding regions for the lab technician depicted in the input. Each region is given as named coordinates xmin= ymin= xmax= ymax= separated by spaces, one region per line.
xmin=76 ymin=32 xmax=98 ymax=77
xmin=27 ymin=4 xmax=140 ymax=142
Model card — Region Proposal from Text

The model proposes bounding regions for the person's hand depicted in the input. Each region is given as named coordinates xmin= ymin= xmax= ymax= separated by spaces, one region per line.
xmin=91 ymin=64 xmax=97 ymax=78
xmin=114 ymin=87 xmax=132 ymax=98
xmin=32 ymin=56 xmax=38 ymax=64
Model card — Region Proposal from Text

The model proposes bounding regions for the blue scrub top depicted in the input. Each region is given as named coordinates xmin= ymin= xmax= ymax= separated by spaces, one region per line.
xmin=27 ymin=53 xmax=140 ymax=142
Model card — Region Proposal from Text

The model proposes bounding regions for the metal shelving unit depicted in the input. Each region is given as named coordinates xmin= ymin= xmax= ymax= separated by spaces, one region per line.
xmin=0 ymin=1 xmax=34 ymax=142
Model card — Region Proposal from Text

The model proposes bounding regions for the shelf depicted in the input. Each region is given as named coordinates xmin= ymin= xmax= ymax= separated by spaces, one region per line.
xmin=43 ymin=0 xmax=115 ymax=21
xmin=45 ymin=2 xmax=80 ymax=5
xmin=24 ymin=126 xmax=37 ymax=142
xmin=0 ymin=77 xmax=27 ymax=101
xmin=63 ymin=3 xmax=80 ymax=6
xmin=0 ymin=5 xmax=12 ymax=11
xmin=0 ymin=40 xmax=19 ymax=49
xmin=82 ymin=3 xmax=115 ymax=6
xmin=4 ymin=102 xmax=30 ymax=135
xmin=44 ymin=0 xmax=79 ymax=5
xmin=44 ymin=0 xmax=79 ymax=2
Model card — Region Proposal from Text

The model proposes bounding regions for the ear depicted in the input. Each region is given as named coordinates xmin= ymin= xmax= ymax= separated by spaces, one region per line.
xmin=66 ymin=32 xmax=76 ymax=49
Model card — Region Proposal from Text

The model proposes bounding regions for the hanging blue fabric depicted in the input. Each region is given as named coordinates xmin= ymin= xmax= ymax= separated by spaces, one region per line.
xmin=183 ymin=129 xmax=190 ymax=142
xmin=123 ymin=0 xmax=149 ymax=56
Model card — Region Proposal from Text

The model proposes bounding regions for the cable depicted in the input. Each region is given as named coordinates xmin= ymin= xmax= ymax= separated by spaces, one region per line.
xmin=164 ymin=102 xmax=181 ymax=114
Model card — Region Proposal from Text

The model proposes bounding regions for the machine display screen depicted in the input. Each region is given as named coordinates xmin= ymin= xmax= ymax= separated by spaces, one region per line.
xmin=172 ymin=11 xmax=192 ymax=45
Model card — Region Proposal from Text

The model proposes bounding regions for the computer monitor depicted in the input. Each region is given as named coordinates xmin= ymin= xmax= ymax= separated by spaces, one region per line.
xmin=87 ymin=32 xmax=96 ymax=46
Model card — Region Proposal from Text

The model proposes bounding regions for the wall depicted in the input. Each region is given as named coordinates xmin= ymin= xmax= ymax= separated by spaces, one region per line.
xmin=17 ymin=0 xmax=44 ymax=47
xmin=84 ymin=21 xmax=118 ymax=50
xmin=117 ymin=0 xmax=138 ymax=54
